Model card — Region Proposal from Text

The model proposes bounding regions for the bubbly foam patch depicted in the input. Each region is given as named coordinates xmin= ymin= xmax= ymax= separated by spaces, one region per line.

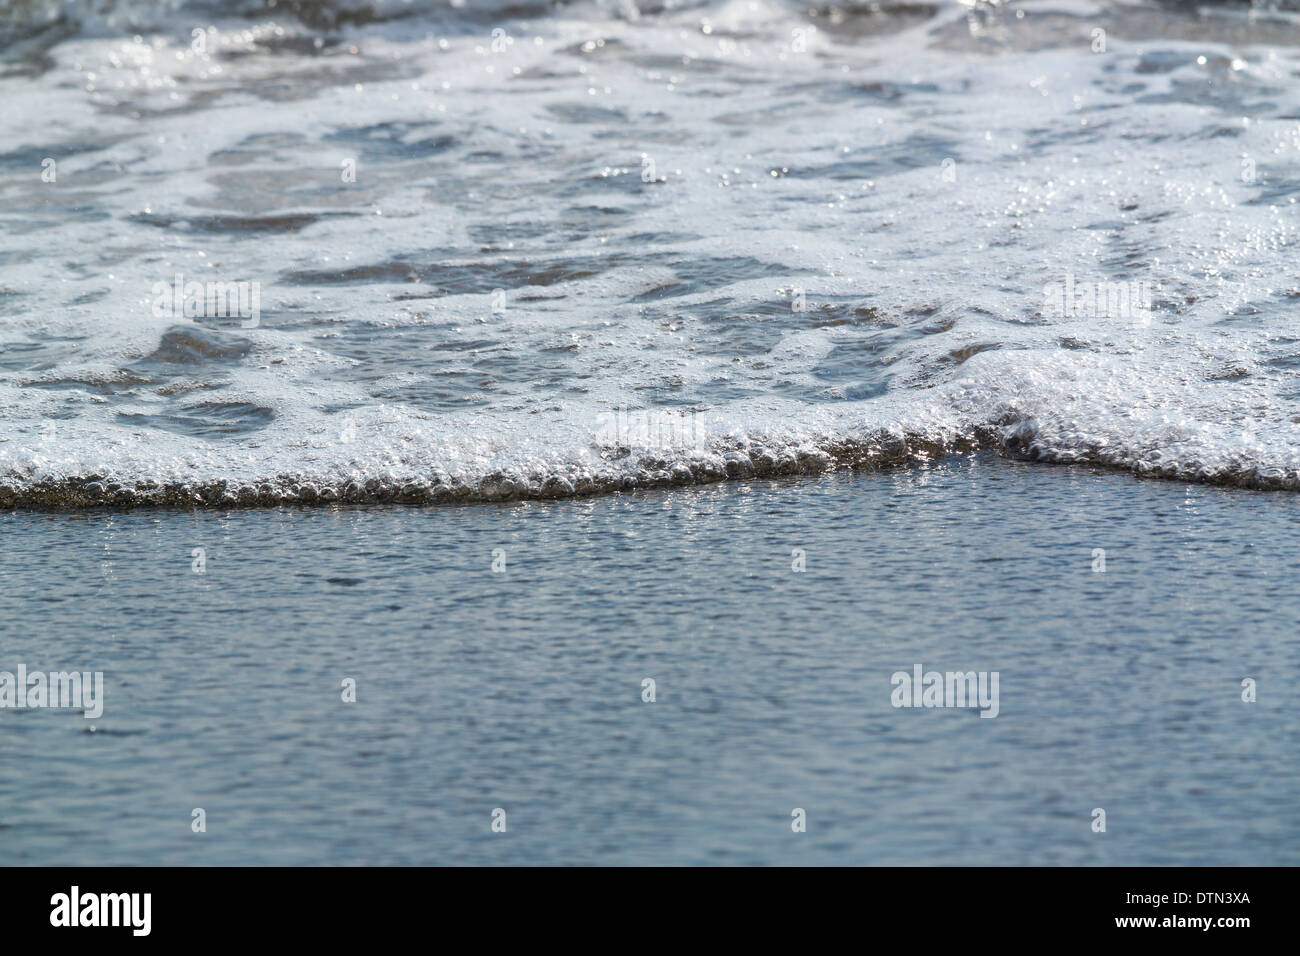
xmin=3 ymin=1 xmax=1300 ymax=506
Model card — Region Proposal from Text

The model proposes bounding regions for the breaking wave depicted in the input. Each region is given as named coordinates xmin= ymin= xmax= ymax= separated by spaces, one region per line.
xmin=4 ymin=0 xmax=1300 ymax=507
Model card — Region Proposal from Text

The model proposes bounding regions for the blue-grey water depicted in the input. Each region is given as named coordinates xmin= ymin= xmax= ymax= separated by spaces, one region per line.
xmin=2 ymin=454 xmax=1296 ymax=865
xmin=3 ymin=0 xmax=1300 ymax=865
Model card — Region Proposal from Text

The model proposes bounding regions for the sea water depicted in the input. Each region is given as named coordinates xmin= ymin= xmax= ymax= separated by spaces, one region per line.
xmin=1 ymin=0 xmax=1299 ymax=864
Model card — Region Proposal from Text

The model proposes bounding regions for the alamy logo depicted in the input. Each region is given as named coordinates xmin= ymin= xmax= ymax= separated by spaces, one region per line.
xmin=595 ymin=405 xmax=709 ymax=451
xmin=0 ymin=665 xmax=103 ymax=718
xmin=891 ymin=664 xmax=999 ymax=718
xmin=50 ymin=886 xmax=150 ymax=936
xmin=152 ymin=272 xmax=261 ymax=327
xmin=1042 ymin=273 xmax=1153 ymax=324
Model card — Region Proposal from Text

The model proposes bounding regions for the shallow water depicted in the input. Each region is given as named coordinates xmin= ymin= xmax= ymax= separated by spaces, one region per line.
xmin=1 ymin=455 xmax=1296 ymax=865
xmin=4 ymin=0 xmax=1300 ymax=504
xmin=3 ymin=0 xmax=1300 ymax=866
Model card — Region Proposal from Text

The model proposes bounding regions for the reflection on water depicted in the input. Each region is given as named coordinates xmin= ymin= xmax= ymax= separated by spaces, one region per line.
xmin=1 ymin=455 xmax=1297 ymax=865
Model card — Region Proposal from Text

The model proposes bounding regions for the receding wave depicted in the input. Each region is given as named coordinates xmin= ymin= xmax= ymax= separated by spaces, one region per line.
xmin=4 ymin=0 xmax=1300 ymax=507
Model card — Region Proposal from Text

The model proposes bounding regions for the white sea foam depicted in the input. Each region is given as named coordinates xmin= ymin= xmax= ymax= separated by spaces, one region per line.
xmin=2 ymin=1 xmax=1299 ymax=505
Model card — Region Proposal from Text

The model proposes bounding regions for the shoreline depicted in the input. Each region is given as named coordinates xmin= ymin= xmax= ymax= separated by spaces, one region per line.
xmin=6 ymin=429 xmax=1300 ymax=511
xmin=4 ymin=452 xmax=1295 ymax=865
